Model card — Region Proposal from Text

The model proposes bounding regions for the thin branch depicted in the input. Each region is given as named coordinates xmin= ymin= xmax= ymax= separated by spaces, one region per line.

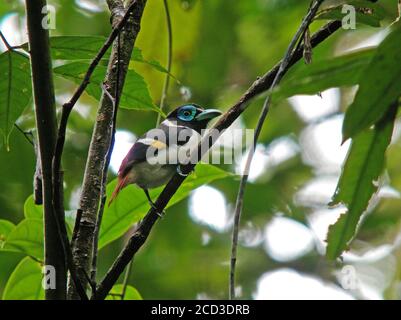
xmin=121 ymin=256 xmax=134 ymax=300
xmin=13 ymin=123 xmax=34 ymax=146
xmin=398 ymin=0 xmax=401 ymax=21
xmin=107 ymin=0 xmax=125 ymax=27
xmin=94 ymin=18 xmax=344 ymax=300
xmin=229 ymin=0 xmax=325 ymax=300
xmin=47 ymin=0 xmax=140 ymax=297
xmin=156 ymin=0 xmax=173 ymax=126
xmin=90 ymin=32 xmax=122 ymax=288
xmin=13 ymin=123 xmax=43 ymax=205
xmin=0 ymin=30 xmax=12 ymax=50
xmin=68 ymin=0 xmax=148 ymax=299
xmin=118 ymin=0 xmax=173 ymax=296
xmin=52 ymin=169 xmax=89 ymax=299
xmin=52 ymin=0 xmax=143 ymax=248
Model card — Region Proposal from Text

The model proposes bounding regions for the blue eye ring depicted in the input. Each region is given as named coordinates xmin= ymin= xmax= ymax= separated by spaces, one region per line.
xmin=177 ymin=105 xmax=196 ymax=121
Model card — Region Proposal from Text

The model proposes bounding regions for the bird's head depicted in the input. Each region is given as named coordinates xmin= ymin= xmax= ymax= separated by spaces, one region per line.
xmin=166 ymin=104 xmax=222 ymax=132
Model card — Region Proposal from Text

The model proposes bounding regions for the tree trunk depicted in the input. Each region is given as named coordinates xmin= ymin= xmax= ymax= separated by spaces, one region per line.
xmin=25 ymin=0 xmax=67 ymax=300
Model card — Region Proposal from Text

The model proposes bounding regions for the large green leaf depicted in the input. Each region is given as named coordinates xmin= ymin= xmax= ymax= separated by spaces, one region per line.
xmin=24 ymin=194 xmax=43 ymax=219
xmin=47 ymin=36 xmax=170 ymax=74
xmin=54 ymin=61 xmax=160 ymax=112
xmin=2 ymin=257 xmax=44 ymax=300
xmin=326 ymin=104 xmax=397 ymax=260
xmin=49 ymin=35 xmax=113 ymax=60
xmin=106 ymin=284 xmax=142 ymax=300
xmin=342 ymin=23 xmax=401 ymax=140
xmin=3 ymin=219 xmax=44 ymax=260
xmin=0 ymin=51 xmax=31 ymax=149
xmin=315 ymin=0 xmax=386 ymax=28
xmin=273 ymin=48 xmax=375 ymax=100
xmin=0 ymin=251 xmax=25 ymax=298
xmin=0 ymin=219 xmax=15 ymax=248
xmin=99 ymin=164 xmax=232 ymax=249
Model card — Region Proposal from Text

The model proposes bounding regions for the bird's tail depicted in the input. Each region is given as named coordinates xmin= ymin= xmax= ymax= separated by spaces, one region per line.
xmin=108 ymin=175 xmax=129 ymax=207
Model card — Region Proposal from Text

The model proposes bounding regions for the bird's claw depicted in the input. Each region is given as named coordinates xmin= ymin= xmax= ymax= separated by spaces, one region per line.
xmin=149 ymin=201 xmax=165 ymax=218
xmin=177 ymin=165 xmax=192 ymax=177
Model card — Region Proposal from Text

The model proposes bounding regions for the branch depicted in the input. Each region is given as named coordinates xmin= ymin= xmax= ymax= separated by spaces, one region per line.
xmin=156 ymin=0 xmax=173 ymax=126
xmin=229 ymin=0 xmax=325 ymax=300
xmin=67 ymin=0 xmax=148 ymax=299
xmin=94 ymin=18 xmax=344 ymax=300
xmin=24 ymin=0 xmax=66 ymax=300
xmin=90 ymin=34 xmax=122 ymax=289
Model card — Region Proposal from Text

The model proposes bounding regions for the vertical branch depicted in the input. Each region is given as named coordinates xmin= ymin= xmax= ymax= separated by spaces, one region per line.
xmin=24 ymin=0 xmax=67 ymax=300
xmin=68 ymin=0 xmax=148 ymax=299
xmin=156 ymin=0 xmax=173 ymax=126
xmin=229 ymin=0 xmax=326 ymax=300
xmin=91 ymin=32 xmax=122 ymax=287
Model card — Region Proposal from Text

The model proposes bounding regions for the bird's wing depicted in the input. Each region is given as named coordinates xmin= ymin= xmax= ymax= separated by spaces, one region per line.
xmin=108 ymin=136 xmax=168 ymax=207
xmin=118 ymin=137 xmax=168 ymax=178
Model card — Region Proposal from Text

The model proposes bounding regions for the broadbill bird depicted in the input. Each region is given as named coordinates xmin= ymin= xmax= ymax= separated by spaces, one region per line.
xmin=108 ymin=104 xmax=222 ymax=214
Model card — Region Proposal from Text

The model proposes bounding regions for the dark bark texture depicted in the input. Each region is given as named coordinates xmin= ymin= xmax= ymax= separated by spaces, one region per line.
xmin=68 ymin=0 xmax=147 ymax=299
xmin=25 ymin=0 xmax=67 ymax=300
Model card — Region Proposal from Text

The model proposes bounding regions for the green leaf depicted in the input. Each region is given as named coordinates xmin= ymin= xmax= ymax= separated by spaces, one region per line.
xmin=315 ymin=0 xmax=386 ymax=28
xmin=49 ymin=36 xmax=111 ymax=60
xmin=54 ymin=61 xmax=160 ymax=113
xmin=0 ymin=51 xmax=31 ymax=149
xmin=342 ymin=23 xmax=401 ymax=140
xmin=0 ymin=219 xmax=16 ymax=248
xmin=3 ymin=219 xmax=44 ymax=260
xmin=106 ymin=284 xmax=142 ymax=300
xmin=99 ymin=164 xmax=232 ymax=249
xmin=24 ymin=195 xmax=43 ymax=219
xmin=46 ymin=36 xmax=172 ymax=76
xmin=326 ymin=104 xmax=397 ymax=260
xmin=2 ymin=257 xmax=44 ymax=300
xmin=273 ymin=48 xmax=375 ymax=100
xmin=0 ymin=251 xmax=25 ymax=298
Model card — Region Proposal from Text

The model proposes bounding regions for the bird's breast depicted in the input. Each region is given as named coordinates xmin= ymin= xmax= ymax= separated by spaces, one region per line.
xmin=128 ymin=162 xmax=176 ymax=189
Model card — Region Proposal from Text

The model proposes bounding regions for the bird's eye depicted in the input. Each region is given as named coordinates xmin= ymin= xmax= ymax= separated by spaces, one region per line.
xmin=177 ymin=107 xmax=196 ymax=121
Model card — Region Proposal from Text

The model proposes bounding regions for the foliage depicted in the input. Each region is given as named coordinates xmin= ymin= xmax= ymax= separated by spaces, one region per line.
xmin=1 ymin=0 xmax=401 ymax=300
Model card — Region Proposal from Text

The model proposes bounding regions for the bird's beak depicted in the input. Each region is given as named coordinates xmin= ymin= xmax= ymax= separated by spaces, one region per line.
xmin=195 ymin=109 xmax=222 ymax=121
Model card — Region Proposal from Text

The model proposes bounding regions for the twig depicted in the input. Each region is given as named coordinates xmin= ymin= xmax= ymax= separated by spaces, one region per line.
xmin=156 ymin=0 xmax=173 ymax=126
xmin=13 ymin=123 xmax=34 ymax=146
xmin=52 ymin=169 xmax=89 ymax=300
xmin=0 ymin=30 xmax=12 ymax=50
xmin=398 ymin=0 xmax=401 ymax=21
xmin=121 ymin=256 xmax=134 ymax=300
xmin=229 ymin=0 xmax=325 ymax=300
xmin=94 ymin=18 xmax=344 ymax=300
xmin=0 ymin=30 xmax=31 ymax=59
xmin=118 ymin=0 xmax=173 ymax=295
xmin=90 ymin=32 xmax=122 ymax=286
xmin=52 ymin=0 xmax=142 ymax=256
xmin=69 ymin=0 xmax=148 ymax=299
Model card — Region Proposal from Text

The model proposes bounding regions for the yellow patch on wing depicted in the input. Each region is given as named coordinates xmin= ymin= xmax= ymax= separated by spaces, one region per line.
xmin=151 ymin=140 xmax=167 ymax=149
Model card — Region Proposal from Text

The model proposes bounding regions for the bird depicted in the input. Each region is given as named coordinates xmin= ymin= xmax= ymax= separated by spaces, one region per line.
xmin=108 ymin=103 xmax=222 ymax=214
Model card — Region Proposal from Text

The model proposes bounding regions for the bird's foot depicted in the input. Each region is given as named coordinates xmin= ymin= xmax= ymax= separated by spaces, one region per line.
xmin=177 ymin=165 xmax=193 ymax=177
xmin=148 ymin=201 xmax=166 ymax=218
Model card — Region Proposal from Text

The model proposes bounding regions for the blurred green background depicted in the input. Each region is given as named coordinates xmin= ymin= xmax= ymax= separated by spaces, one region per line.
xmin=1 ymin=0 xmax=401 ymax=300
